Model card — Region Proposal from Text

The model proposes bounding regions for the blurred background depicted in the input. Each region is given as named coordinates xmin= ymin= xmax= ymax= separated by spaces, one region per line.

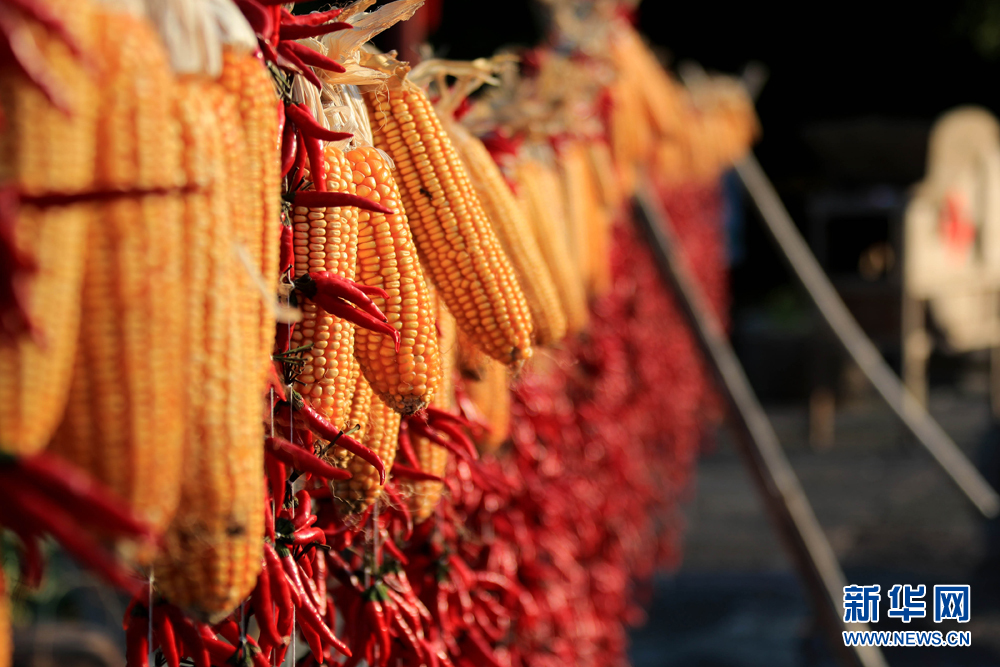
xmin=425 ymin=1 xmax=1000 ymax=665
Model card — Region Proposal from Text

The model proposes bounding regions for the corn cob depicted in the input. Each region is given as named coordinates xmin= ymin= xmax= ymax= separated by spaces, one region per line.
xmin=0 ymin=206 xmax=89 ymax=455
xmin=218 ymin=48 xmax=281 ymax=387
xmin=610 ymin=25 xmax=685 ymax=140
xmin=365 ymin=84 xmax=534 ymax=367
xmin=333 ymin=393 xmax=401 ymax=514
xmin=345 ymin=145 xmax=439 ymax=415
xmin=0 ymin=0 xmax=98 ymax=195
xmin=444 ymin=118 xmax=567 ymax=346
xmin=290 ymin=144 xmax=360 ymax=431
xmin=513 ymin=156 xmax=589 ymax=334
xmin=586 ymin=140 xmax=623 ymax=214
xmin=0 ymin=0 xmax=97 ymax=454
xmin=560 ymin=141 xmax=599 ymax=296
xmin=466 ymin=356 xmax=510 ymax=456
xmin=49 ymin=9 xmax=185 ymax=536
xmin=155 ymin=83 xmax=263 ymax=621
xmin=407 ymin=295 xmax=457 ymax=522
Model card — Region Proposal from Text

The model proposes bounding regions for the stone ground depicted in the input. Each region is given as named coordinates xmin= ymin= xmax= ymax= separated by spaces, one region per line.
xmin=630 ymin=374 xmax=1000 ymax=667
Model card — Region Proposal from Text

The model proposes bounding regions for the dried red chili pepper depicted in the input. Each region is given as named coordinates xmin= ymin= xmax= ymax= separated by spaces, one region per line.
xmin=124 ymin=611 xmax=149 ymax=667
xmin=290 ymin=128 xmax=308 ymax=189
xmin=390 ymin=463 xmax=442 ymax=483
xmin=152 ymin=607 xmax=180 ymax=667
xmin=286 ymin=103 xmax=354 ymax=142
xmin=365 ymin=589 xmax=391 ymax=667
xmin=265 ymin=437 xmax=352 ymax=481
xmin=281 ymin=40 xmax=346 ymax=73
xmin=1 ymin=475 xmax=141 ymax=595
xmin=408 ymin=420 xmax=474 ymax=462
xmin=290 ymin=526 xmax=325 ymax=545
xmin=310 ymin=290 xmax=402 ymax=347
xmin=290 ymin=394 xmax=386 ymax=484
xmin=278 ymin=5 xmax=343 ymax=25
xmin=264 ymin=542 xmax=297 ymax=617
xmin=279 ymin=20 xmax=351 ymax=39
xmin=14 ymin=453 xmax=154 ymax=539
xmin=251 ymin=565 xmax=281 ymax=652
xmin=164 ymin=606 xmax=210 ymax=667
xmin=294 ymin=271 xmax=390 ymax=322
xmin=279 ymin=119 xmax=297 ymax=179
xmin=283 ymin=189 xmax=393 ymax=214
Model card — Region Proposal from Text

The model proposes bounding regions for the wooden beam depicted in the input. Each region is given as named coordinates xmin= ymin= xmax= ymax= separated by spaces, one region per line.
xmin=634 ymin=183 xmax=887 ymax=667
xmin=736 ymin=154 xmax=999 ymax=518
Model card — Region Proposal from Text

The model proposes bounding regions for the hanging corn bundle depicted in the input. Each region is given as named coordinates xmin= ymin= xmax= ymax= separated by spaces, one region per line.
xmin=361 ymin=52 xmax=534 ymax=368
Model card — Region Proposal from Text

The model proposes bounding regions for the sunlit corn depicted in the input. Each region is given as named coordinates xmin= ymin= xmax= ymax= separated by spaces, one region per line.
xmin=346 ymin=145 xmax=439 ymax=415
xmin=290 ymin=145 xmax=359 ymax=430
xmin=445 ymin=118 xmax=567 ymax=346
xmin=365 ymin=84 xmax=534 ymax=367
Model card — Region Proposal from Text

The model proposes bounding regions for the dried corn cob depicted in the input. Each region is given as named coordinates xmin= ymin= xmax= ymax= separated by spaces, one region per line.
xmin=569 ymin=139 xmax=612 ymax=297
xmin=587 ymin=140 xmax=623 ymax=214
xmin=606 ymin=77 xmax=649 ymax=197
xmin=290 ymin=144 xmax=360 ymax=431
xmin=466 ymin=356 xmax=510 ymax=456
xmin=0 ymin=206 xmax=88 ymax=455
xmin=513 ymin=156 xmax=588 ymax=334
xmin=560 ymin=141 xmax=598 ymax=296
xmin=444 ymin=118 xmax=567 ymax=346
xmin=345 ymin=145 xmax=439 ymax=415
xmin=345 ymin=359 xmax=375 ymax=438
xmin=49 ymin=9 xmax=184 ymax=536
xmin=155 ymin=83 xmax=263 ymax=621
xmin=365 ymin=84 xmax=534 ymax=367
xmin=0 ymin=0 xmax=96 ymax=454
xmin=407 ymin=295 xmax=457 ymax=522
xmin=0 ymin=0 xmax=98 ymax=195
xmin=333 ymin=393 xmax=401 ymax=514
xmin=218 ymin=48 xmax=281 ymax=386
xmin=610 ymin=24 xmax=685 ymax=141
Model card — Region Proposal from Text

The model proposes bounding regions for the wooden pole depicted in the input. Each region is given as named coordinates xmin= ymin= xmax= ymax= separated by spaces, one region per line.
xmin=736 ymin=154 xmax=1000 ymax=519
xmin=634 ymin=182 xmax=887 ymax=667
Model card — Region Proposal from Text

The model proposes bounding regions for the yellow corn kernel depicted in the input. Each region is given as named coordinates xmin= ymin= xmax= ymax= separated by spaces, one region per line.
xmin=407 ymin=294 xmax=457 ymax=523
xmin=0 ymin=0 xmax=97 ymax=455
xmin=466 ymin=356 xmax=510 ymax=456
xmin=513 ymin=157 xmax=589 ymax=334
xmin=325 ymin=357 xmax=372 ymax=474
xmin=587 ymin=140 xmax=624 ymax=214
xmin=561 ymin=140 xmax=611 ymax=298
xmin=333 ymin=393 xmax=401 ymax=514
xmin=49 ymin=9 xmax=184 ymax=537
xmin=218 ymin=49 xmax=281 ymax=387
xmin=0 ymin=0 xmax=98 ymax=195
xmin=610 ymin=25 xmax=685 ymax=141
xmin=346 ymin=145 xmax=439 ymax=415
xmin=290 ymin=145 xmax=360 ymax=431
xmin=154 ymin=82 xmax=263 ymax=621
xmin=444 ymin=118 xmax=568 ymax=346
xmin=0 ymin=206 xmax=88 ymax=456
xmin=365 ymin=85 xmax=534 ymax=367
